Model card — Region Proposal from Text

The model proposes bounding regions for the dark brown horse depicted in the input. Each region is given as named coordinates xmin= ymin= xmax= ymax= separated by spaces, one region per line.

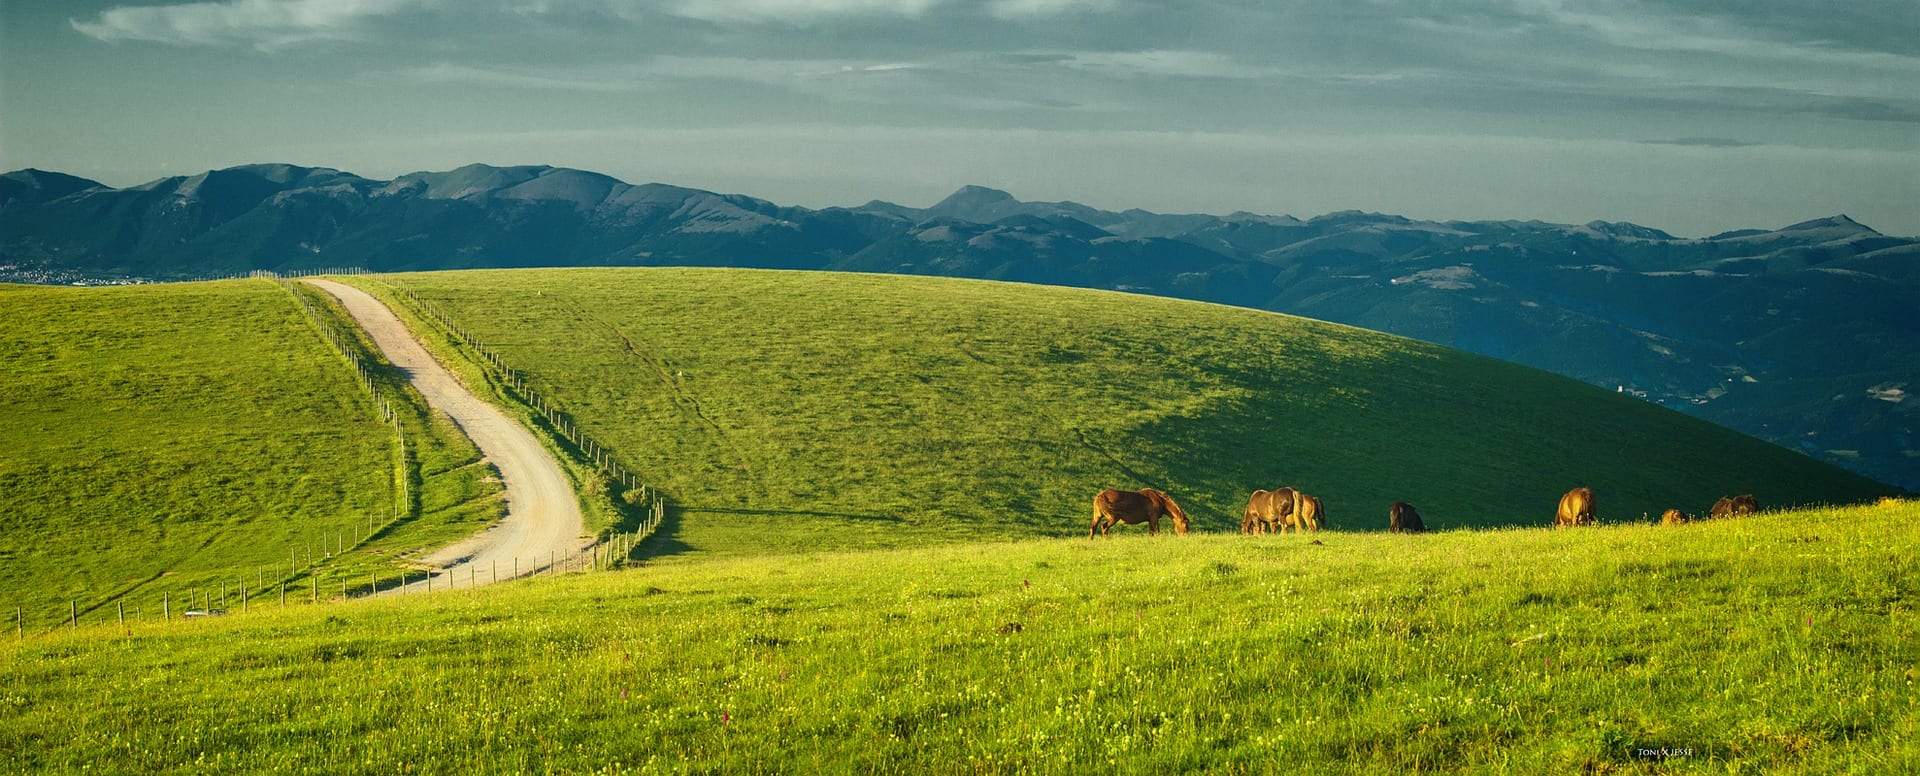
xmin=1389 ymin=501 xmax=1425 ymax=533
xmin=1241 ymin=490 xmax=1270 ymax=534
xmin=1709 ymin=494 xmax=1758 ymax=519
xmin=1091 ymin=488 xmax=1191 ymax=538
xmin=1242 ymin=488 xmax=1295 ymax=534
xmin=1555 ymin=487 xmax=1596 ymax=528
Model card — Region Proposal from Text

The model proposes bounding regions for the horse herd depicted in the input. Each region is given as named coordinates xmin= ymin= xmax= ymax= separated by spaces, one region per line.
xmin=1090 ymin=486 xmax=1762 ymax=537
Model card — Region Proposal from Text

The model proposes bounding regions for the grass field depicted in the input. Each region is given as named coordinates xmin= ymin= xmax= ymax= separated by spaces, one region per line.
xmin=4 ymin=499 xmax=1913 ymax=773
xmin=354 ymin=268 xmax=1891 ymax=561
xmin=0 ymin=280 xmax=500 ymax=625
xmin=3 ymin=270 xmax=1911 ymax=773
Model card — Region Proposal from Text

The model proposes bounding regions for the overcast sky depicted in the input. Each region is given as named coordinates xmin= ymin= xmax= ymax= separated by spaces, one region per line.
xmin=3 ymin=0 xmax=1916 ymax=235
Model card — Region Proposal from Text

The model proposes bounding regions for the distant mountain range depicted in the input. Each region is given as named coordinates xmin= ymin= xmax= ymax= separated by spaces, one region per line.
xmin=4 ymin=163 xmax=1915 ymax=491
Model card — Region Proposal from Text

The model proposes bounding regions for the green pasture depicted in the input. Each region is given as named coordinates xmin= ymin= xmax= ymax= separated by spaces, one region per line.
xmin=0 ymin=280 xmax=499 ymax=624
xmin=353 ymin=268 xmax=1890 ymax=561
xmin=4 ymin=500 xmax=1913 ymax=774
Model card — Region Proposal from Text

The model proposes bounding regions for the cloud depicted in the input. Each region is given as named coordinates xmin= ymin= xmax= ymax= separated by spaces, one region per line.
xmin=1494 ymin=0 xmax=1920 ymax=71
xmin=984 ymin=0 xmax=1117 ymax=18
xmin=72 ymin=0 xmax=427 ymax=49
xmin=1642 ymin=137 xmax=1765 ymax=148
xmin=1057 ymin=50 xmax=1268 ymax=80
xmin=393 ymin=63 xmax=648 ymax=92
xmin=662 ymin=0 xmax=943 ymax=24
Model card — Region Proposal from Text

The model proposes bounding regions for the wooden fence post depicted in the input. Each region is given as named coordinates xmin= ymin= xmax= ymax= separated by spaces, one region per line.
xmin=118 ymin=601 xmax=124 ymax=627
xmin=69 ymin=601 xmax=76 ymax=629
xmin=164 ymin=594 xmax=170 ymax=621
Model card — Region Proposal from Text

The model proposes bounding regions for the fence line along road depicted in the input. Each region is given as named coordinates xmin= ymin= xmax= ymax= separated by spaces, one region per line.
xmin=305 ymin=279 xmax=587 ymax=595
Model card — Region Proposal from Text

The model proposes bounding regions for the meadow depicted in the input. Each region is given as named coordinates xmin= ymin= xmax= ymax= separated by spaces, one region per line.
xmin=3 ymin=499 xmax=1913 ymax=773
xmin=0 ymin=280 xmax=502 ymax=625
xmin=2 ymin=270 xmax=1911 ymax=773
xmin=352 ymin=268 xmax=1888 ymax=561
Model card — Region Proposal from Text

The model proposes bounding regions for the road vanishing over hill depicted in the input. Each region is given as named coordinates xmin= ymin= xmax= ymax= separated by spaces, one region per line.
xmin=306 ymin=279 xmax=585 ymax=593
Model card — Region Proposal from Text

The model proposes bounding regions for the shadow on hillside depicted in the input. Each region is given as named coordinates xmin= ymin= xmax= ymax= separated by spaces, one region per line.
xmin=630 ymin=506 xmax=691 ymax=559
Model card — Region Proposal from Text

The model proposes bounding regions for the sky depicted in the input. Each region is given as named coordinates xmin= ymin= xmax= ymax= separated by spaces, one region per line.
xmin=2 ymin=0 xmax=1916 ymax=236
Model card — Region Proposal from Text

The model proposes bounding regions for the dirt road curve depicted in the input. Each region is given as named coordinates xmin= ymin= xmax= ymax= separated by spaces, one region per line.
xmin=305 ymin=280 xmax=585 ymax=593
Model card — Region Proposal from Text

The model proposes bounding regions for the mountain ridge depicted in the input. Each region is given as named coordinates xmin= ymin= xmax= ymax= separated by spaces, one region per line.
xmin=2 ymin=163 xmax=1914 ymax=491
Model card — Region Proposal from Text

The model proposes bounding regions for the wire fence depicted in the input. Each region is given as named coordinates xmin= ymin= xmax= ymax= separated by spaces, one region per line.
xmin=9 ymin=270 xmax=670 ymax=638
xmin=386 ymin=281 xmax=668 ymax=538
xmin=15 ymin=540 xmax=651 ymax=637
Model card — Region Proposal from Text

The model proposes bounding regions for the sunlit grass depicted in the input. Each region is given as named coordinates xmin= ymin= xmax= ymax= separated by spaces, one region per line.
xmin=4 ymin=500 xmax=1913 ymax=773
xmin=0 ymin=280 xmax=501 ymax=624
xmin=357 ymin=268 xmax=1889 ymax=561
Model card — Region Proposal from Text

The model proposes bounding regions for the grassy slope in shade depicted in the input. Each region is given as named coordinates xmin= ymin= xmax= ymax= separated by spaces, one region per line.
xmin=366 ymin=268 xmax=1890 ymax=559
xmin=3 ymin=502 xmax=1914 ymax=773
xmin=0 ymin=281 xmax=500 ymax=623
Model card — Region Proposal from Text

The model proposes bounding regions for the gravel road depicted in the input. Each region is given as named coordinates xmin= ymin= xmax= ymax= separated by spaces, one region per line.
xmin=306 ymin=279 xmax=586 ymax=593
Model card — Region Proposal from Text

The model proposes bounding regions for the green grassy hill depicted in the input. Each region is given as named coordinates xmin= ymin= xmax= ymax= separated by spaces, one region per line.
xmin=352 ymin=268 xmax=1890 ymax=560
xmin=6 ymin=500 xmax=1914 ymax=773
xmin=0 ymin=281 xmax=501 ymax=623
xmin=4 ymin=270 xmax=1910 ymax=772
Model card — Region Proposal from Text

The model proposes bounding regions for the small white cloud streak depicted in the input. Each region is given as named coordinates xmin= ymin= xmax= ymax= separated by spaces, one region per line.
xmin=394 ymin=63 xmax=648 ymax=92
xmin=72 ymin=0 xmax=425 ymax=48
xmin=985 ymin=0 xmax=1116 ymax=19
xmin=1058 ymin=49 xmax=1267 ymax=79
xmin=664 ymin=0 xmax=942 ymax=24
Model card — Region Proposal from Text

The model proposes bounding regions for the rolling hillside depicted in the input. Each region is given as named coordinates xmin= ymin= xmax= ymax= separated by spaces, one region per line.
xmin=2 ymin=271 xmax=1909 ymax=772
xmin=7 ymin=163 xmax=1912 ymax=491
xmin=0 ymin=280 xmax=503 ymax=622
xmin=354 ymin=268 xmax=1890 ymax=560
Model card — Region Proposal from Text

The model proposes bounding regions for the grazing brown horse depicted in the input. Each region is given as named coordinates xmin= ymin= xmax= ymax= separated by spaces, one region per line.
xmin=1660 ymin=509 xmax=1688 ymax=526
xmin=1242 ymin=490 xmax=1270 ymax=534
xmin=1389 ymin=501 xmax=1425 ymax=533
xmin=1555 ymin=487 xmax=1596 ymax=528
xmin=1091 ymin=488 xmax=1191 ymax=538
xmin=1242 ymin=488 xmax=1295 ymax=534
xmin=1292 ymin=493 xmax=1324 ymax=532
xmin=1709 ymin=494 xmax=1758 ymax=519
